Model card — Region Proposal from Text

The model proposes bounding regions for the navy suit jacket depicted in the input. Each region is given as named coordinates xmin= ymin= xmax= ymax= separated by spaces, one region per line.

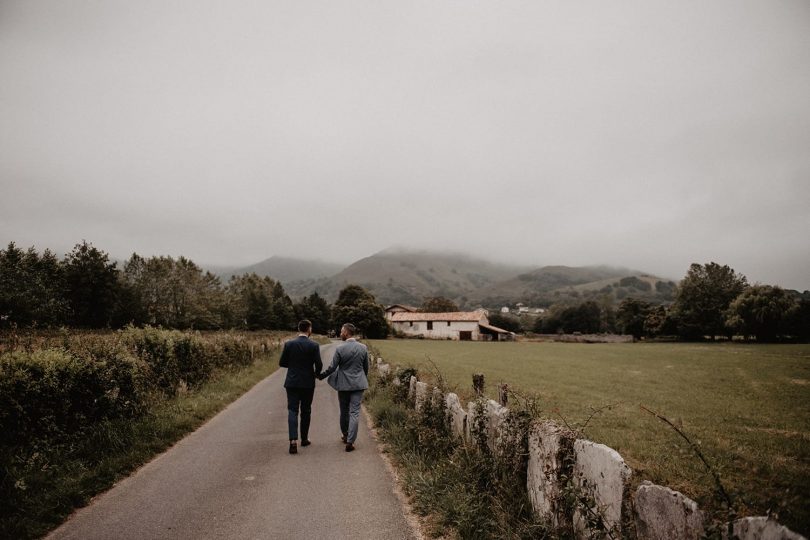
xmin=279 ymin=336 xmax=323 ymax=389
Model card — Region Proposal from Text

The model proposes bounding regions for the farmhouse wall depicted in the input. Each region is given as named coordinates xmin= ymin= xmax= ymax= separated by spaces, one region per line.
xmin=392 ymin=320 xmax=480 ymax=340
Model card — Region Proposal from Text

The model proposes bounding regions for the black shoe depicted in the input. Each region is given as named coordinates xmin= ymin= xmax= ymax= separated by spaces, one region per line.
xmin=289 ymin=442 xmax=298 ymax=454
xmin=345 ymin=443 xmax=355 ymax=452
xmin=301 ymin=440 xmax=311 ymax=447
xmin=341 ymin=434 xmax=347 ymax=444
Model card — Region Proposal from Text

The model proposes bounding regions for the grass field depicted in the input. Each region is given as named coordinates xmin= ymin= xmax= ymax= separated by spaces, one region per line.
xmin=367 ymin=339 xmax=810 ymax=534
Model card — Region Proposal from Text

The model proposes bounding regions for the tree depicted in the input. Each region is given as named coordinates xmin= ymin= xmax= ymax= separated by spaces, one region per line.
xmin=224 ymin=274 xmax=276 ymax=330
xmin=0 ymin=243 xmax=68 ymax=327
xmin=785 ymin=298 xmax=810 ymax=342
xmin=294 ymin=292 xmax=331 ymax=335
xmin=63 ymin=241 xmax=120 ymax=328
xmin=270 ymin=281 xmax=296 ymax=331
xmin=672 ymin=262 xmax=748 ymax=340
xmin=119 ymin=254 xmax=224 ymax=329
xmin=487 ymin=313 xmax=522 ymax=333
xmin=331 ymin=284 xmax=389 ymax=339
xmin=420 ymin=296 xmax=459 ymax=313
xmin=535 ymin=301 xmax=602 ymax=334
xmin=616 ymin=298 xmax=651 ymax=339
xmin=643 ymin=305 xmax=677 ymax=337
xmin=725 ymin=285 xmax=796 ymax=342
xmin=31 ymin=248 xmax=69 ymax=325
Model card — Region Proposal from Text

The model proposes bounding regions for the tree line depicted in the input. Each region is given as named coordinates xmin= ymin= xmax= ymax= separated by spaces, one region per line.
xmin=520 ymin=262 xmax=809 ymax=342
xmin=0 ymin=242 xmax=389 ymax=338
xmin=2 ymin=242 xmax=807 ymax=342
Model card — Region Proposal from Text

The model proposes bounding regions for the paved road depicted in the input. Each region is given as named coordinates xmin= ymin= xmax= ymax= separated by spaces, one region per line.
xmin=48 ymin=343 xmax=416 ymax=540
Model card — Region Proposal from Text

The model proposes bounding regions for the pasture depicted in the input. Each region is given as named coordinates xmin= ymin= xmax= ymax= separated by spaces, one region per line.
xmin=367 ymin=339 xmax=810 ymax=533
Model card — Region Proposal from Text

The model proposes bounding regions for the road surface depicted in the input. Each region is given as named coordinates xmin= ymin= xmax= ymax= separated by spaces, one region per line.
xmin=47 ymin=343 xmax=416 ymax=540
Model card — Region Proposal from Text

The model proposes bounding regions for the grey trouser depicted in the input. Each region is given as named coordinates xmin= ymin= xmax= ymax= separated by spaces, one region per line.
xmin=337 ymin=390 xmax=364 ymax=444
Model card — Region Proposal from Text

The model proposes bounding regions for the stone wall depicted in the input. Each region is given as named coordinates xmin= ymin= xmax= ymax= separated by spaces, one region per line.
xmin=367 ymin=354 xmax=806 ymax=540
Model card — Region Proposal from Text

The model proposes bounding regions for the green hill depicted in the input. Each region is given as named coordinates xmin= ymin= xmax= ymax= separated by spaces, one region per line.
xmin=222 ymin=256 xmax=345 ymax=284
xmin=285 ymin=248 xmax=530 ymax=306
xmin=476 ymin=266 xmax=676 ymax=307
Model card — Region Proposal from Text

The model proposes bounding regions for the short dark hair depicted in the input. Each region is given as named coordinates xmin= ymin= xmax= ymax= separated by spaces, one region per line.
xmin=298 ymin=320 xmax=312 ymax=332
xmin=342 ymin=323 xmax=356 ymax=336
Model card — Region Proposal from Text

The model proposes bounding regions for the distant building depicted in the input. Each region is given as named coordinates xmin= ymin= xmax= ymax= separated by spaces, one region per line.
xmin=384 ymin=304 xmax=418 ymax=322
xmin=500 ymin=306 xmax=510 ymax=313
xmin=389 ymin=310 xmax=514 ymax=341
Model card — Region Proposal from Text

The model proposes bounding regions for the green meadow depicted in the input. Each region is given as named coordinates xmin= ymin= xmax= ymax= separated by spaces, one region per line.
xmin=367 ymin=339 xmax=810 ymax=534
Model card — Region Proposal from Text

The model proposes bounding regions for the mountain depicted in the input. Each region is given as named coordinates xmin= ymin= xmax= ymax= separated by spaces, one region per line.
xmin=477 ymin=265 xmax=677 ymax=306
xmin=285 ymin=248 xmax=531 ymax=305
xmin=222 ymin=256 xmax=346 ymax=284
xmin=221 ymin=249 xmax=677 ymax=307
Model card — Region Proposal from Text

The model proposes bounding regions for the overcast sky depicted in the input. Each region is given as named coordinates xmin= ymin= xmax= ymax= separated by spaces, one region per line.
xmin=1 ymin=1 xmax=809 ymax=289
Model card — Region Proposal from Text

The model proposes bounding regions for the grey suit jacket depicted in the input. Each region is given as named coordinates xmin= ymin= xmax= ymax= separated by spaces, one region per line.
xmin=320 ymin=339 xmax=369 ymax=391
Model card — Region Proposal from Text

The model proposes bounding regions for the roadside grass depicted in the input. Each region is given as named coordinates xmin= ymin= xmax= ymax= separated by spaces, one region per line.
xmin=1 ymin=335 xmax=287 ymax=540
xmin=367 ymin=339 xmax=810 ymax=535
xmin=365 ymin=376 xmax=549 ymax=539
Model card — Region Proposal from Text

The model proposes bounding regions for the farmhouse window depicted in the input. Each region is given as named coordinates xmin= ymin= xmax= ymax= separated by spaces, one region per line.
xmin=427 ymin=321 xmax=433 ymax=330
xmin=409 ymin=322 xmax=413 ymax=327
xmin=447 ymin=321 xmax=451 ymax=326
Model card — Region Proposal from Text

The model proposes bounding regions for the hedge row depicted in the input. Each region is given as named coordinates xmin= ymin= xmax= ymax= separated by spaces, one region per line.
xmin=0 ymin=327 xmax=255 ymax=446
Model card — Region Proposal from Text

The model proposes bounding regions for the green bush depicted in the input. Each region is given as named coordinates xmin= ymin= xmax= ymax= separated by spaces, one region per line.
xmin=0 ymin=348 xmax=149 ymax=443
xmin=120 ymin=327 xmax=252 ymax=394
xmin=207 ymin=333 xmax=252 ymax=370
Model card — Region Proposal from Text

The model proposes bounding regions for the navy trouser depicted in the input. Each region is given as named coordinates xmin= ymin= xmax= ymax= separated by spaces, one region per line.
xmin=286 ymin=387 xmax=315 ymax=441
xmin=338 ymin=390 xmax=364 ymax=444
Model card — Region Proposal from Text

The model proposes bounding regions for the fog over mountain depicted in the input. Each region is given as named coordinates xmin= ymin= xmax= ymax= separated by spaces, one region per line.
xmin=2 ymin=1 xmax=809 ymax=290
xmin=218 ymin=247 xmax=675 ymax=307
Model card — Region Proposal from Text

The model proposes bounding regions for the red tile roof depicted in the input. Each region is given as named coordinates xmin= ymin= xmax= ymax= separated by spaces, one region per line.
xmin=390 ymin=310 xmax=486 ymax=322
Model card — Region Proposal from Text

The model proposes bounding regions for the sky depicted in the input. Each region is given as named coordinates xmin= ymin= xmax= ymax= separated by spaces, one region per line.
xmin=1 ymin=1 xmax=809 ymax=289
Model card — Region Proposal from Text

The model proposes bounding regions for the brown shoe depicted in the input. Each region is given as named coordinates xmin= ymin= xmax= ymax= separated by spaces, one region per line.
xmin=289 ymin=442 xmax=298 ymax=454
xmin=340 ymin=434 xmax=347 ymax=444
xmin=345 ymin=443 xmax=355 ymax=452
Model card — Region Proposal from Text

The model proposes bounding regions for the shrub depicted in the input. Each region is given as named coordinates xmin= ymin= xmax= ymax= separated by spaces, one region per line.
xmin=0 ymin=348 xmax=149 ymax=443
xmin=207 ymin=333 xmax=252 ymax=370
xmin=119 ymin=327 xmax=252 ymax=394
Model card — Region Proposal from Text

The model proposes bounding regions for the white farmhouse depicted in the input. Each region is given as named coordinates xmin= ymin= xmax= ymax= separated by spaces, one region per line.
xmin=389 ymin=309 xmax=514 ymax=341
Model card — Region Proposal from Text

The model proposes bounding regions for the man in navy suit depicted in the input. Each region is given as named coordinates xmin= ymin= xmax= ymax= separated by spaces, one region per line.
xmin=279 ymin=320 xmax=323 ymax=454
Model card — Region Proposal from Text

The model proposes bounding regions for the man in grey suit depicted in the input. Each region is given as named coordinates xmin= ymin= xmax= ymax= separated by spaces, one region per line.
xmin=318 ymin=323 xmax=369 ymax=452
